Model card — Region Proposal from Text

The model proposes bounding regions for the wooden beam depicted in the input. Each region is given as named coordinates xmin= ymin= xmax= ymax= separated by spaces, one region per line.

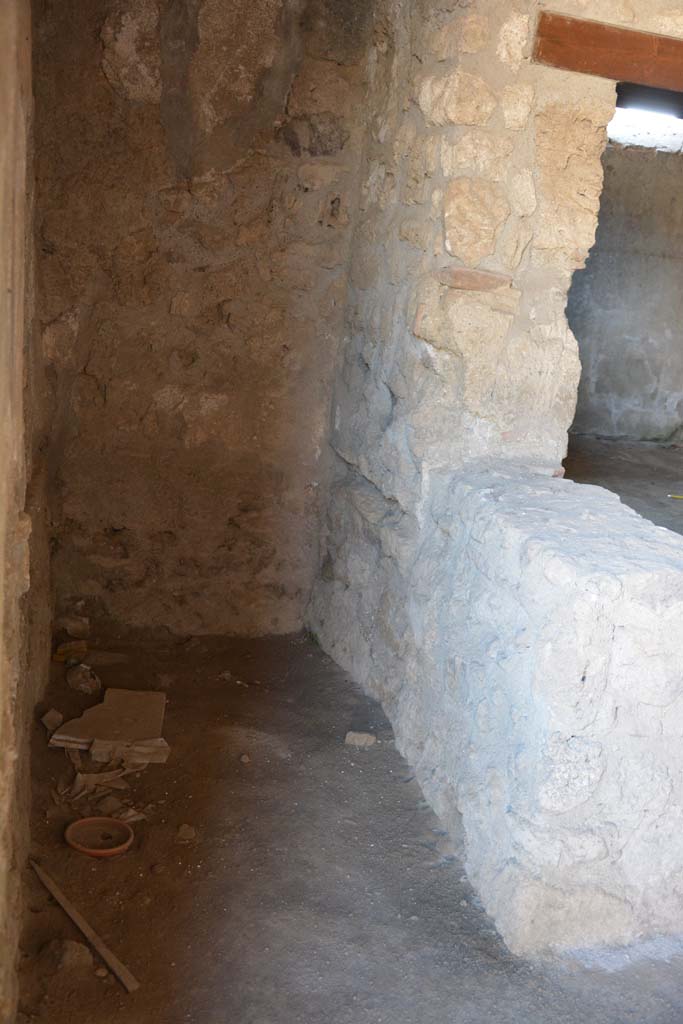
xmin=31 ymin=860 xmax=141 ymax=993
xmin=533 ymin=12 xmax=683 ymax=93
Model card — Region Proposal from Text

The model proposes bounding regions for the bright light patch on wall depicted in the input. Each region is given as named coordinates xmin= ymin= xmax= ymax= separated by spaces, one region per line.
xmin=608 ymin=106 xmax=683 ymax=151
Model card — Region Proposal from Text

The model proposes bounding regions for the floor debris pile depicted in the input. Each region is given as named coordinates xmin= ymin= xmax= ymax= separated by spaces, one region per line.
xmin=20 ymin=632 xmax=683 ymax=1023
xmin=42 ymin=683 xmax=169 ymax=827
xmin=25 ymin=628 xmax=176 ymax=997
xmin=49 ymin=688 xmax=169 ymax=764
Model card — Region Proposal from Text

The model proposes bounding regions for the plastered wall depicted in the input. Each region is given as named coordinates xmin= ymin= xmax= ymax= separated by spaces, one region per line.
xmin=569 ymin=142 xmax=683 ymax=440
xmin=310 ymin=0 xmax=683 ymax=954
xmin=1 ymin=1 xmax=52 ymax=1016
xmin=34 ymin=0 xmax=371 ymax=636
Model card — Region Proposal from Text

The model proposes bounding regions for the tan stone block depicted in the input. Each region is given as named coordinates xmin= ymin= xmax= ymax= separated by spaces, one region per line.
xmin=287 ymin=60 xmax=354 ymax=118
xmin=415 ymin=288 xmax=517 ymax=415
xmin=535 ymin=104 xmax=607 ymax=202
xmin=533 ymin=104 xmax=607 ymax=257
xmin=442 ymin=132 xmax=513 ymax=180
xmin=501 ymin=84 xmax=534 ymax=130
xmin=444 ymin=179 xmax=509 ymax=266
xmin=509 ymin=170 xmax=536 ymax=216
xmin=496 ymin=13 xmax=529 ymax=69
xmin=430 ymin=13 xmax=491 ymax=60
xmin=533 ymin=200 xmax=598 ymax=263
xmin=417 ymin=70 xmax=496 ymax=127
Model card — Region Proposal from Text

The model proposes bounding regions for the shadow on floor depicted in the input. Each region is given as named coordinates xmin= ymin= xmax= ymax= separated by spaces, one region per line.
xmin=564 ymin=434 xmax=683 ymax=537
xmin=19 ymin=632 xmax=683 ymax=1023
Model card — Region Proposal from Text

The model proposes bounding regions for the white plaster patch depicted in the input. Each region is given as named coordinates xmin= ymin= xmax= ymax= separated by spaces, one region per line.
xmin=496 ymin=13 xmax=529 ymax=69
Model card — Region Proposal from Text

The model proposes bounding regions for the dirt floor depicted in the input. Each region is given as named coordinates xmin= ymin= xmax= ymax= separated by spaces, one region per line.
xmin=18 ymin=631 xmax=683 ymax=1023
xmin=564 ymin=434 xmax=683 ymax=536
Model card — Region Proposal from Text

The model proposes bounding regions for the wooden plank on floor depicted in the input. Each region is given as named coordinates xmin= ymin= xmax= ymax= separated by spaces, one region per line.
xmin=533 ymin=12 xmax=683 ymax=93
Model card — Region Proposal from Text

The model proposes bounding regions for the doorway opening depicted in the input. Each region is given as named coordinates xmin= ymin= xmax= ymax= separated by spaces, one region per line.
xmin=564 ymin=81 xmax=683 ymax=535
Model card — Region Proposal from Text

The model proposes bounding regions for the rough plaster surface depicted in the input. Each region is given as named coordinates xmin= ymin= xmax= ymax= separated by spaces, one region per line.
xmin=569 ymin=142 xmax=683 ymax=441
xmin=310 ymin=0 xmax=683 ymax=954
xmin=1 ymin=1 xmax=52 ymax=1017
xmin=34 ymin=0 xmax=370 ymax=635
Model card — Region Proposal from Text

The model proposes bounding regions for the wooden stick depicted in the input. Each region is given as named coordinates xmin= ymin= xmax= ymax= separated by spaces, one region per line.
xmin=30 ymin=859 xmax=140 ymax=992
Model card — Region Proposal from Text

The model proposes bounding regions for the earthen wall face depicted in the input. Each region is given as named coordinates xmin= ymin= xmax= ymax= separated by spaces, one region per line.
xmin=34 ymin=0 xmax=372 ymax=635
xmin=1 ymin=0 xmax=52 ymax=1015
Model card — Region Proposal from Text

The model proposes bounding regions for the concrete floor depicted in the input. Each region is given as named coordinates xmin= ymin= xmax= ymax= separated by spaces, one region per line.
xmin=564 ymin=434 xmax=683 ymax=536
xmin=19 ymin=632 xmax=683 ymax=1023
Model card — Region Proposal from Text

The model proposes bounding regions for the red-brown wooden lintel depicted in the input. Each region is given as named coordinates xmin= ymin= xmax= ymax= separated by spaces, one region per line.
xmin=533 ymin=11 xmax=683 ymax=93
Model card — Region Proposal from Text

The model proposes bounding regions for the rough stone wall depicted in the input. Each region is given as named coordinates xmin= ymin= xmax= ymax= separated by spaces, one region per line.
xmin=34 ymin=0 xmax=371 ymax=636
xmin=569 ymin=142 xmax=683 ymax=441
xmin=398 ymin=468 xmax=683 ymax=955
xmin=1 ymin=1 xmax=52 ymax=1016
xmin=310 ymin=0 xmax=683 ymax=954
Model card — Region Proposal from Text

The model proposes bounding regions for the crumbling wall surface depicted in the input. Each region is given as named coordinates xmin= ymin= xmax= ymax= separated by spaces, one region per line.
xmin=310 ymin=0 xmax=683 ymax=954
xmin=35 ymin=0 xmax=371 ymax=636
xmin=569 ymin=142 xmax=683 ymax=441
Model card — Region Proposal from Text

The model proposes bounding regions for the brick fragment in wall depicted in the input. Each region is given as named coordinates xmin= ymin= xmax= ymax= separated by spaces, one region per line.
xmin=437 ymin=268 xmax=513 ymax=292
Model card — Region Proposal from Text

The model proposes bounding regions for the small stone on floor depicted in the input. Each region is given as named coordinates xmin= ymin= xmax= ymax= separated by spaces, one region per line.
xmin=344 ymin=731 xmax=377 ymax=748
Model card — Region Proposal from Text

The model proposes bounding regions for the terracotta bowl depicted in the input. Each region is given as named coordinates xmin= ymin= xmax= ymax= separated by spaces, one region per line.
xmin=65 ymin=817 xmax=134 ymax=858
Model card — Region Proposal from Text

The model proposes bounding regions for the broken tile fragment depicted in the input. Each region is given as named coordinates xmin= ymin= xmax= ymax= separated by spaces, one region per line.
xmin=49 ymin=688 xmax=169 ymax=763
xmin=437 ymin=267 xmax=513 ymax=292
